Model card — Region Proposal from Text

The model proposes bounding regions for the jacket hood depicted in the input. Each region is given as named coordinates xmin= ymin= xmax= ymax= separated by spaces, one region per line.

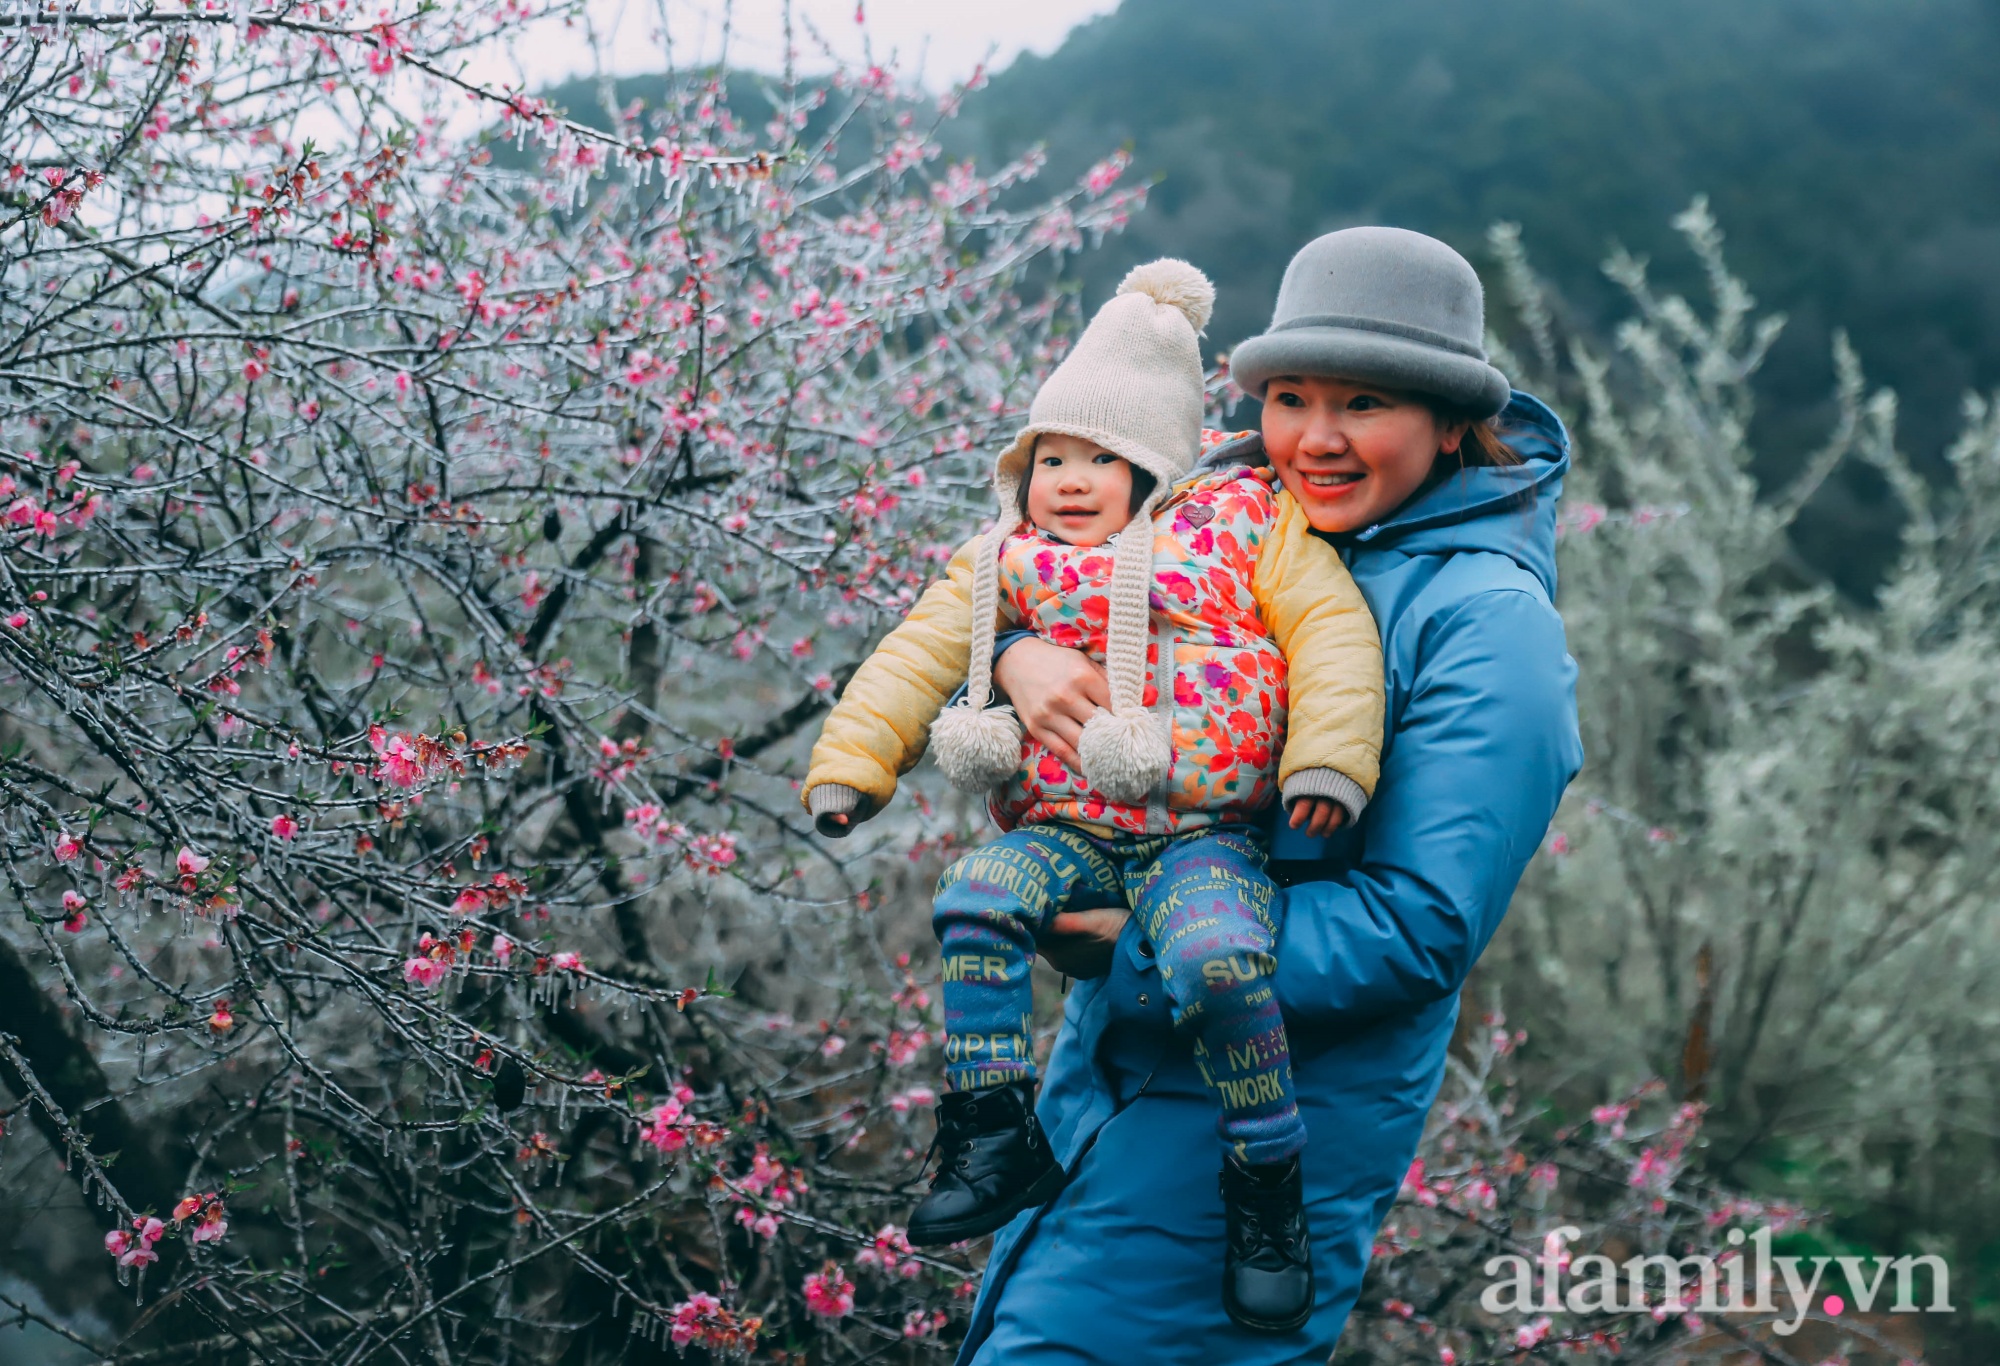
xmin=1197 ymin=390 xmax=1570 ymax=597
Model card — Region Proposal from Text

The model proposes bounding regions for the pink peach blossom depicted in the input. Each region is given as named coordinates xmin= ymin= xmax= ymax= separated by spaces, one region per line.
xmin=191 ymin=1204 xmax=227 ymax=1243
xmin=802 ymin=1264 xmax=854 ymax=1319
xmin=1512 ymin=1315 xmax=1552 ymax=1350
xmin=403 ymin=956 xmax=449 ymax=988
xmin=375 ymin=733 xmax=426 ymax=788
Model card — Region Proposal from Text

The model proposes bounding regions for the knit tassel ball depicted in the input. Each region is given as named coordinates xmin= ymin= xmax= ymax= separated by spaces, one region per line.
xmin=1078 ymin=706 xmax=1173 ymax=803
xmin=1115 ymin=258 xmax=1215 ymax=333
xmin=930 ymin=697 xmax=1025 ymax=791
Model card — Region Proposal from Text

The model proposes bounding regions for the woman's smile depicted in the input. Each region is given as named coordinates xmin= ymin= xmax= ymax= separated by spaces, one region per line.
xmin=1295 ymin=469 xmax=1365 ymax=496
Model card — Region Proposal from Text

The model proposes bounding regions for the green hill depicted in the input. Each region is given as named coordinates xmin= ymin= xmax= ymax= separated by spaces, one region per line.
xmin=953 ymin=0 xmax=2000 ymax=586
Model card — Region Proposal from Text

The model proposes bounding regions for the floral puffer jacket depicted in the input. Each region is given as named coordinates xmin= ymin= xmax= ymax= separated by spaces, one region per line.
xmin=803 ymin=463 xmax=1384 ymax=838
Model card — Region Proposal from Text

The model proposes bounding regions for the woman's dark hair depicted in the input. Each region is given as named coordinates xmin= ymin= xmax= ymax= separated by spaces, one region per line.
xmin=1411 ymin=400 xmax=1521 ymax=502
xmin=1433 ymin=407 xmax=1521 ymax=471
xmin=1015 ymin=444 xmax=1157 ymax=521
xmin=1390 ymin=397 xmax=1529 ymax=525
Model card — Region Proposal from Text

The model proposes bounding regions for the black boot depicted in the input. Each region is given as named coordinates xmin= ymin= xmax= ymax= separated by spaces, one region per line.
xmin=907 ymin=1079 xmax=1064 ymax=1246
xmin=1221 ymin=1151 xmax=1315 ymax=1333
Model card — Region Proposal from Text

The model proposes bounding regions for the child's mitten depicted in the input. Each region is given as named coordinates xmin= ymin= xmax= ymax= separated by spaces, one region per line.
xmin=806 ymin=784 xmax=871 ymax=838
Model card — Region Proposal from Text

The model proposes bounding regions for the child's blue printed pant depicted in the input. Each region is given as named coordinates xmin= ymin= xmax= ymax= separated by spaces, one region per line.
xmin=932 ymin=821 xmax=1304 ymax=1165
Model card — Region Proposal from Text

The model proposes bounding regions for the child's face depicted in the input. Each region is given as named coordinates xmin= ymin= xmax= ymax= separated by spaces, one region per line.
xmin=1024 ymin=434 xmax=1136 ymax=547
xmin=1261 ymin=376 xmax=1466 ymax=534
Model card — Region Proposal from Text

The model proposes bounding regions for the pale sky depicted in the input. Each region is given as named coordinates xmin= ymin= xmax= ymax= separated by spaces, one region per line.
xmin=471 ymin=0 xmax=1124 ymax=94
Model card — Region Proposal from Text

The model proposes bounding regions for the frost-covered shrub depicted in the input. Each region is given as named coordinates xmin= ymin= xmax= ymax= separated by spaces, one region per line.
xmin=1490 ymin=202 xmax=2000 ymax=1249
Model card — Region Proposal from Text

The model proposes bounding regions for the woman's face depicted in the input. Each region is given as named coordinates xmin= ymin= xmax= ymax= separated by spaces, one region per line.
xmin=1261 ymin=376 xmax=1466 ymax=534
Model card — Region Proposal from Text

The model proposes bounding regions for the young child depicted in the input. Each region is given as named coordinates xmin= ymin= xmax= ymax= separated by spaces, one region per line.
xmin=802 ymin=261 xmax=1383 ymax=1332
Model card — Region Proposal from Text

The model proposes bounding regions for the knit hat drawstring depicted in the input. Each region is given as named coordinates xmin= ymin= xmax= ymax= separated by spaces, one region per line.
xmin=927 ymin=519 xmax=1024 ymax=792
xmin=1072 ymin=495 xmax=1170 ymax=801
xmin=929 ymin=259 xmax=1215 ymax=802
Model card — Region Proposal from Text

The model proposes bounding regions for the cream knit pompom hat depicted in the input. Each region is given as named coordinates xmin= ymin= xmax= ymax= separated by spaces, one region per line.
xmin=930 ymin=259 xmax=1215 ymax=802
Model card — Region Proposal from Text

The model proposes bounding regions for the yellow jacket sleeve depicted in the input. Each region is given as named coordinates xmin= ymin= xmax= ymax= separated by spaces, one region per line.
xmin=801 ymin=534 xmax=1002 ymax=825
xmin=1252 ymin=491 xmax=1385 ymax=817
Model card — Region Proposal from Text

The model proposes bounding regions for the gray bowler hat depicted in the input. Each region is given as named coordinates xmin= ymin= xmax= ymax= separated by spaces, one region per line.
xmin=1228 ymin=226 xmax=1511 ymax=418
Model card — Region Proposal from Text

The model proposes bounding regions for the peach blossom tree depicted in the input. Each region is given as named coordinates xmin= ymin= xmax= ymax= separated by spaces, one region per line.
xmin=0 ymin=0 xmax=1144 ymax=1357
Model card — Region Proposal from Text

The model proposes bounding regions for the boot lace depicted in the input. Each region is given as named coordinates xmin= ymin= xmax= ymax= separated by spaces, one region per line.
xmin=1230 ymin=1176 xmax=1305 ymax=1262
xmin=918 ymin=1098 xmax=980 ymax=1188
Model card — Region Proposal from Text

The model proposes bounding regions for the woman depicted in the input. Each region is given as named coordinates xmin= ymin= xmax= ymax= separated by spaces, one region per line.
xmin=953 ymin=227 xmax=1585 ymax=1363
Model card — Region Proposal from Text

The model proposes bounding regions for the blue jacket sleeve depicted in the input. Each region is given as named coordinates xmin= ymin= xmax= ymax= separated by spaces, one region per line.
xmin=945 ymin=629 xmax=1037 ymax=709
xmin=1274 ymin=588 xmax=1582 ymax=1030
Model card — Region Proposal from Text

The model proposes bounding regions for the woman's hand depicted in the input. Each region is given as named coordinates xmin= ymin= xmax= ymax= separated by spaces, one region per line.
xmin=1037 ymin=907 xmax=1130 ymax=979
xmin=992 ymin=637 xmax=1110 ymax=771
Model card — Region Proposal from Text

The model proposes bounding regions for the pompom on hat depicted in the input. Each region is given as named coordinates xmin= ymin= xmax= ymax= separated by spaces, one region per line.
xmin=929 ymin=259 xmax=1215 ymax=802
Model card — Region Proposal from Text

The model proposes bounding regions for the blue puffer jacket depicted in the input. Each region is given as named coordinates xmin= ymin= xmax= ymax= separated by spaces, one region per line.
xmin=956 ymin=392 xmax=1585 ymax=1365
